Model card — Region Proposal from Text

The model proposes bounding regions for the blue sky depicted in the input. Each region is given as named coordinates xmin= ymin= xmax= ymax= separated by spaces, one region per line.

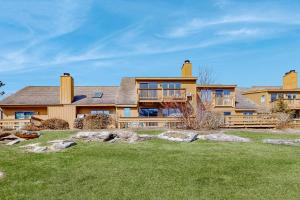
xmin=1 ymin=0 xmax=300 ymax=96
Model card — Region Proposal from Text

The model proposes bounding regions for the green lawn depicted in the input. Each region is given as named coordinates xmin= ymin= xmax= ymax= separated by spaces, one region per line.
xmin=1 ymin=130 xmax=300 ymax=200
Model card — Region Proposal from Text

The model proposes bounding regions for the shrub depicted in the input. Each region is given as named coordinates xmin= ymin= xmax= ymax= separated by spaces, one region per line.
xmin=275 ymin=112 xmax=292 ymax=129
xmin=83 ymin=114 xmax=112 ymax=130
xmin=22 ymin=124 xmax=42 ymax=131
xmin=74 ymin=118 xmax=84 ymax=129
xmin=41 ymin=118 xmax=69 ymax=130
xmin=200 ymin=112 xmax=224 ymax=130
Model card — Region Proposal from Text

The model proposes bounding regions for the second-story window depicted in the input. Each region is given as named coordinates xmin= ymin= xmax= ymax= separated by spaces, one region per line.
xmin=200 ymin=89 xmax=212 ymax=103
xmin=162 ymin=82 xmax=181 ymax=97
xmin=139 ymin=82 xmax=158 ymax=99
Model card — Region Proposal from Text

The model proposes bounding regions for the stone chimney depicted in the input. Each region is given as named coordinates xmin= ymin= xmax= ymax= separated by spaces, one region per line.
xmin=60 ymin=73 xmax=74 ymax=104
xmin=181 ymin=60 xmax=192 ymax=77
xmin=283 ymin=70 xmax=298 ymax=89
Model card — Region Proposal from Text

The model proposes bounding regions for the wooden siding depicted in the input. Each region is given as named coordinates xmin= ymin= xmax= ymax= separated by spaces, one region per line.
xmin=48 ymin=105 xmax=76 ymax=128
xmin=1 ymin=107 xmax=48 ymax=120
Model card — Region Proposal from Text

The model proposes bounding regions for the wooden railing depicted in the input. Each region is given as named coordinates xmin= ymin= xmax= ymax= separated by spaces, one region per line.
xmin=138 ymin=88 xmax=187 ymax=102
xmin=215 ymin=95 xmax=235 ymax=107
xmin=0 ymin=119 xmax=31 ymax=130
xmin=223 ymin=115 xmax=278 ymax=128
xmin=270 ymin=99 xmax=300 ymax=109
xmin=118 ymin=117 xmax=182 ymax=128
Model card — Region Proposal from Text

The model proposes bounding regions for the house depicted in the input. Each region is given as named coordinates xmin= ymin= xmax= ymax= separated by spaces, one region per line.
xmin=0 ymin=61 xmax=298 ymax=129
xmin=243 ymin=70 xmax=300 ymax=118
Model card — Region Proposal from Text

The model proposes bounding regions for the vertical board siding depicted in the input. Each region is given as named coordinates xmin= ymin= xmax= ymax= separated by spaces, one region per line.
xmin=48 ymin=105 xmax=76 ymax=128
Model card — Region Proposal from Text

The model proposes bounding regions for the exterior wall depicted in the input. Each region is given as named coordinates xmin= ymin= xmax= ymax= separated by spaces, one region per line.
xmin=48 ymin=105 xmax=76 ymax=128
xmin=1 ymin=107 xmax=48 ymax=120
xmin=243 ymin=91 xmax=269 ymax=107
xmin=283 ymin=71 xmax=298 ymax=89
xmin=60 ymin=75 xmax=74 ymax=104
xmin=116 ymin=107 xmax=138 ymax=117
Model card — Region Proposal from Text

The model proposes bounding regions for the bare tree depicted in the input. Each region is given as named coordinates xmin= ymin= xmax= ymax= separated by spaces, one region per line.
xmin=0 ymin=81 xmax=4 ymax=96
xmin=198 ymin=67 xmax=215 ymax=85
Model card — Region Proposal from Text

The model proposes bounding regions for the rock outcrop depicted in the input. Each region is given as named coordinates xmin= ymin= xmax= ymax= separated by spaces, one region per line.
xmin=158 ymin=131 xmax=198 ymax=142
xmin=198 ymin=133 xmax=251 ymax=143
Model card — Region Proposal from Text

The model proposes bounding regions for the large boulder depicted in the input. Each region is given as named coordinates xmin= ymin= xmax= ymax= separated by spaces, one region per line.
xmin=262 ymin=139 xmax=300 ymax=146
xmin=158 ymin=131 xmax=198 ymax=142
xmin=48 ymin=140 xmax=76 ymax=151
xmin=198 ymin=133 xmax=251 ymax=143
xmin=74 ymin=131 xmax=113 ymax=142
xmin=21 ymin=143 xmax=48 ymax=153
xmin=6 ymin=138 xmax=25 ymax=146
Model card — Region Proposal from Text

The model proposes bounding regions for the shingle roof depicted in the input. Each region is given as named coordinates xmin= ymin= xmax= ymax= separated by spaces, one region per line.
xmin=0 ymin=86 xmax=121 ymax=106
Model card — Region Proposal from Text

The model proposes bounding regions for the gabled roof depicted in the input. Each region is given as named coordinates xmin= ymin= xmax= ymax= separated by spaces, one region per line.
xmin=0 ymin=86 xmax=121 ymax=106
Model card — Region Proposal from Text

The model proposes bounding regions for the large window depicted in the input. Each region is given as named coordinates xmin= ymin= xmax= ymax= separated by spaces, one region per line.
xmin=271 ymin=93 xmax=277 ymax=102
xmin=287 ymin=94 xmax=297 ymax=100
xmin=139 ymin=82 xmax=158 ymax=99
xmin=15 ymin=112 xmax=35 ymax=119
xmin=261 ymin=95 xmax=266 ymax=104
xmin=139 ymin=108 xmax=158 ymax=117
xmin=243 ymin=112 xmax=254 ymax=116
xmin=200 ymin=89 xmax=212 ymax=103
xmin=162 ymin=108 xmax=181 ymax=117
xmin=162 ymin=82 xmax=181 ymax=97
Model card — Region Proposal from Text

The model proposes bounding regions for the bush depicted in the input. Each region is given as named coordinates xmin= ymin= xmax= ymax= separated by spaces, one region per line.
xmin=74 ymin=118 xmax=84 ymax=129
xmin=275 ymin=112 xmax=292 ymax=129
xmin=41 ymin=118 xmax=69 ymax=130
xmin=200 ymin=112 xmax=224 ymax=130
xmin=22 ymin=124 xmax=42 ymax=131
xmin=83 ymin=114 xmax=112 ymax=130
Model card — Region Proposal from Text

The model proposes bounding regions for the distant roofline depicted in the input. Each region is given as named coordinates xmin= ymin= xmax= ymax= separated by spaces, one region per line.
xmin=135 ymin=77 xmax=198 ymax=81
xmin=197 ymin=84 xmax=237 ymax=88
xmin=243 ymin=88 xmax=300 ymax=94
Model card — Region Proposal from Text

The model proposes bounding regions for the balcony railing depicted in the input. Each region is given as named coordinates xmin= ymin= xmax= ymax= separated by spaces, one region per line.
xmin=0 ymin=119 xmax=31 ymax=130
xmin=215 ymin=95 xmax=235 ymax=107
xmin=138 ymin=88 xmax=187 ymax=102
xmin=271 ymin=99 xmax=300 ymax=109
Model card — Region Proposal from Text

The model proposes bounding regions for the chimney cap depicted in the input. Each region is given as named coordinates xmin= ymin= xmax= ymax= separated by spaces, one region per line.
xmin=63 ymin=73 xmax=71 ymax=76
xmin=184 ymin=60 xmax=191 ymax=64
xmin=285 ymin=70 xmax=297 ymax=76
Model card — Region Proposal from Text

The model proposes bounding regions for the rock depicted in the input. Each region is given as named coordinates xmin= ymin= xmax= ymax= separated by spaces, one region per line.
xmin=0 ymin=171 xmax=4 ymax=179
xmin=158 ymin=131 xmax=198 ymax=142
xmin=262 ymin=139 xmax=300 ymax=146
xmin=6 ymin=138 xmax=25 ymax=146
xmin=21 ymin=143 xmax=48 ymax=153
xmin=113 ymin=130 xmax=144 ymax=143
xmin=198 ymin=133 xmax=251 ymax=143
xmin=48 ymin=140 xmax=76 ymax=151
xmin=74 ymin=131 xmax=113 ymax=141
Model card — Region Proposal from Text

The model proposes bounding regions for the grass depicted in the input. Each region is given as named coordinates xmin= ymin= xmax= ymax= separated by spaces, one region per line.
xmin=1 ymin=130 xmax=300 ymax=199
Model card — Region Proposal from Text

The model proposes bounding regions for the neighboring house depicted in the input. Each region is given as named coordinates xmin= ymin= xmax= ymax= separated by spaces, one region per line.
xmin=0 ymin=60 xmax=298 ymax=129
xmin=243 ymin=70 xmax=300 ymax=118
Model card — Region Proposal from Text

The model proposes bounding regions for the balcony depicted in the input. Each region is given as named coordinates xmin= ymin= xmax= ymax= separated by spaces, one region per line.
xmin=214 ymin=95 xmax=235 ymax=107
xmin=271 ymin=99 xmax=300 ymax=109
xmin=0 ymin=119 xmax=31 ymax=130
xmin=138 ymin=88 xmax=187 ymax=102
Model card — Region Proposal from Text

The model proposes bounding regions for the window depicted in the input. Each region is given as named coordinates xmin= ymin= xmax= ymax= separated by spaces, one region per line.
xmin=139 ymin=108 xmax=158 ymax=117
xmin=224 ymin=112 xmax=231 ymax=116
xmin=287 ymin=94 xmax=297 ymax=100
xmin=243 ymin=112 xmax=254 ymax=116
xmin=200 ymin=89 xmax=212 ymax=103
xmin=162 ymin=82 xmax=181 ymax=97
xmin=223 ymin=90 xmax=231 ymax=96
xmin=15 ymin=112 xmax=35 ymax=119
xmin=271 ymin=93 xmax=278 ymax=102
xmin=261 ymin=95 xmax=266 ymax=103
xmin=162 ymin=108 xmax=182 ymax=117
xmin=91 ymin=110 xmax=110 ymax=115
xmin=124 ymin=108 xmax=131 ymax=117
xmin=139 ymin=82 xmax=158 ymax=99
